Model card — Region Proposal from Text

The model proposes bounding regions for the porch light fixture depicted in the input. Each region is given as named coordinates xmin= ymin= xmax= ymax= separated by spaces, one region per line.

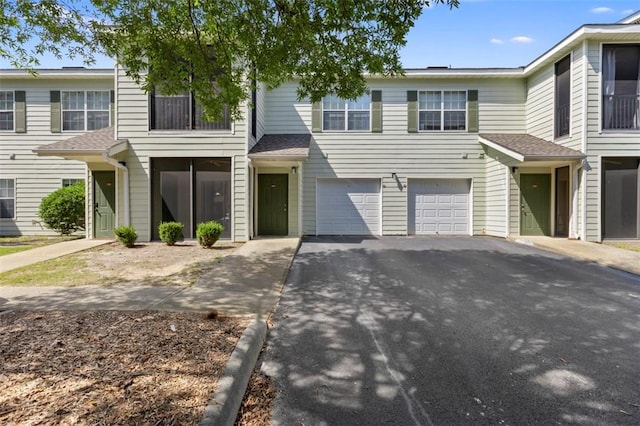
xmin=391 ymin=172 xmax=397 ymax=179
xmin=511 ymin=166 xmax=519 ymax=173
xmin=291 ymin=166 xmax=297 ymax=174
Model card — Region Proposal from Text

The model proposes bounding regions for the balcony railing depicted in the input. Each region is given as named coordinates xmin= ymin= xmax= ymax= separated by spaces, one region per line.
xmin=555 ymin=103 xmax=570 ymax=137
xmin=602 ymin=94 xmax=640 ymax=130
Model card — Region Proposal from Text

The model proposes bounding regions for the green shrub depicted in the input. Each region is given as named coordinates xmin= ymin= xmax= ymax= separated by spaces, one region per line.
xmin=38 ymin=181 xmax=86 ymax=235
xmin=196 ymin=220 xmax=224 ymax=248
xmin=113 ymin=226 xmax=138 ymax=247
xmin=158 ymin=222 xmax=183 ymax=246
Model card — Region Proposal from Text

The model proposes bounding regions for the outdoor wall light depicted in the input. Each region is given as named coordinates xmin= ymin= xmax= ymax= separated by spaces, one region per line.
xmin=291 ymin=166 xmax=297 ymax=174
xmin=391 ymin=172 xmax=397 ymax=179
xmin=511 ymin=166 xmax=519 ymax=173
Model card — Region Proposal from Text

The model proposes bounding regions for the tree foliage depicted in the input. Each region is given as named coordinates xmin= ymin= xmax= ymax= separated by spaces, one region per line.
xmin=38 ymin=181 xmax=86 ymax=235
xmin=3 ymin=0 xmax=459 ymax=120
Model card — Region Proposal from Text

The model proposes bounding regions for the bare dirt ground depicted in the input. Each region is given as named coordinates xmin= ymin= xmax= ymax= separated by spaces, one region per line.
xmin=0 ymin=240 xmax=241 ymax=286
xmin=0 ymin=310 xmax=249 ymax=425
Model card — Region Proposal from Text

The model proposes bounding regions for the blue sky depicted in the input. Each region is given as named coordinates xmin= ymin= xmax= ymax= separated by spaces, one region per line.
xmin=2 ymin=0 xmax=638 ymax=70
xmin=402 ymin=0 xmax=639 ymax=69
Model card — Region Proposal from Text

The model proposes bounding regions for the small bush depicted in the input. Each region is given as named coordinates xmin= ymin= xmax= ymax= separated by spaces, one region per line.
xmin=38 ymin=181 xmax=86 ymax=235
xmin=113 ymin=226 xmax=138 ymax=247
xmin=158 ymin=222 xmax=183 ymax=246
xmin=196 ymin=220 xmax=224 ymax=248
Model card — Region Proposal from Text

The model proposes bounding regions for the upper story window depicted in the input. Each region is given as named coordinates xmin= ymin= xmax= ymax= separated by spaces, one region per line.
xmin=150 ymin=87 xmax=231 ymax=131
xmin=0 ymin=91 xmax=14 ymax=131
xmin=555 ymin=55 xmax=571 ymax=138
xmin=322 ymin=93 xmax=371 ymax=131
xmin=419 ymin=90 xmax=466 ymax=131
xmin=0 ymin=178 xmax=15 ymax=219
xmin=62 ymin=91 xmax=110 ymax=131
xmin=602 ymin=44 xmax=640 ymax=131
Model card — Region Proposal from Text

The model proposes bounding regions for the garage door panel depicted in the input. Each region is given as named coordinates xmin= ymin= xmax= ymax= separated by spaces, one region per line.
xmin=317 ymin=179 xmax=380 ymax=235
xmin=409 ymin=179 xmax=470 ymax=235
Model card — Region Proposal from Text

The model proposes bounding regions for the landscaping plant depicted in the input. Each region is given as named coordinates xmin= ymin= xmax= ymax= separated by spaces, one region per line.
xmin=158 ymin=222 xmax=184 ymax=246
xmin=196 ymin=220 xmax=224 ymax=248
xmin=38 ymin=181 xmax=85 ymax=235
xmin=113 ymin=226 xmax=138 ymax=248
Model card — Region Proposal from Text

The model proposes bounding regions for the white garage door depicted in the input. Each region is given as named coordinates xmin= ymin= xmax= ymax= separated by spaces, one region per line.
xmin=409 ymin=179 xmax=470 ymax=235
xmin=317 ymin=179 xmax=380 ymax=235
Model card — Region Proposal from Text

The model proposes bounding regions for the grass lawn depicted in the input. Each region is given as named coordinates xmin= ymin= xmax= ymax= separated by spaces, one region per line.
xmin=604 ymin=241 xmax=640 ymax=253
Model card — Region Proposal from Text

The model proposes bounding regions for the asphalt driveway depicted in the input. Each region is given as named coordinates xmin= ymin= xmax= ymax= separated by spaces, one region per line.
xmin=263 ymin=236 xmax=640 ymax=425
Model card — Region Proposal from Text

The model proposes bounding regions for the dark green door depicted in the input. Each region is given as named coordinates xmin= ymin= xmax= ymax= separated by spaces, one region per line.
xmin=94 ymin=171 xmax=116 ymax=238
xmin=258 ymin=174 xmax=288 ymax=235
xmin=520 ymin=174 xmax=551 ymax=236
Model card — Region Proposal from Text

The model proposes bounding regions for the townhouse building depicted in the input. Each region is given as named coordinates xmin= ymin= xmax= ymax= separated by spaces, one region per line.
xmin=1 ymin=11 xmax=638 ymax=242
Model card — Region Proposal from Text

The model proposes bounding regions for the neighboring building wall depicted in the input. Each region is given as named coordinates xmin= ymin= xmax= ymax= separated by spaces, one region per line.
xmin=116 ymin=67 xmax=249 ymax=241
xmin=268 ymin=78 xmax=526 ymax=235
xmin=0 ymin=75 xmax=112 ymax=236
xmin=583 ymin=40 xmax=640 ymax=241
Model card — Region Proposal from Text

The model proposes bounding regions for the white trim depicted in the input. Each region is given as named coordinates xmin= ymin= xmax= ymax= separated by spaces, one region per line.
xmin=0 ymin=177 xmax=16 ymax=220
xmin=597 ymin=155 xmax=602 ymax=242
xmin=417 ymin=89 xmax=468 ymax=132
xmin=114 ymin=63 xmax=118 ymax=139
xmin=505 ymin=166 xmax=510 ymax=238
xmin=60 ymin=90 xmax=111 ymax=133
xmin=0 ymin=90 xmax=15 ymax=132
xmin=297 ymin=161 xmax=303 ymax=237
xmin=550 ymin=167 xmax=556 ymax=236
xmin=478 ymin=137 xmax=525 ymax=162
xmin=469 ymin=177 xmax=474 ymax=236
xmin=570 ymin=164 xmax=579 ymax=239
xmin=321 ymin=92 xmax=372 ymax=132
xmin=581 ymin=39 xmax=589 ymax=241
xmin=314 ymin=176 xmax=318 ymax=236
xmin=231 ymin=156 xmax=236 ymax=241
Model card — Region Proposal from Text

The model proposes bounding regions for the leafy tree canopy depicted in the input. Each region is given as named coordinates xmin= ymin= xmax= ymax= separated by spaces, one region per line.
xmin=3 ymin=0 xmax=459 ymax=120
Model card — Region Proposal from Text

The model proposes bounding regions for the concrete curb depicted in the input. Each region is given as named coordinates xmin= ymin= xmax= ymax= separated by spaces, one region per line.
xmin=200 ymin=319 xmax=267 ymax=426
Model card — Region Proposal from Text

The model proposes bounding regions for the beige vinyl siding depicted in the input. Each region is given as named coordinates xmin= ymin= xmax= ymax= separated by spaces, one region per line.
xmin=483 ymin=147 xmax=512 ymax=237
xmin=301 ymin=133 xmax=487 ymax=235
xmin=267 ymin=78 xmax=525 ymax=235
xmin=582 ymin=40 xmax=640 ymax=241
xmin=509 ymin=172 xmax=520 ymax=236
xmin=526 ymin=65 xmax=554 ymax=140
xmin=116 ymin=67 xmax=249 ymax=241
xmin=0 ymin=77 xmax=112 ymax=236
xmin=255 ymin=167 xmax=299 ymax=236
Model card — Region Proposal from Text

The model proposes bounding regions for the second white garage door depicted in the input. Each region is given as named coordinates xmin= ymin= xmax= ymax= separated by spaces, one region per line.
xmin=409 ymin=179 xmax=470 ymax=235
xmin=316 ymin=178 xmax=380 ymax=235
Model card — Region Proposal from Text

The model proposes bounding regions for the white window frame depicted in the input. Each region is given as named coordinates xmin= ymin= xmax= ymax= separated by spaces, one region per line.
xmin=61 ymin=90 xmax=110 ymax=132
xmin=321 ymin=93 xmax=371 ymax=132
xmin=418 ymin=90 xmax=467 ymax=132
xmin=0 ymin=178 xmax=16 ymax=219
xmin=0 ymin=90 xmax=15 ymax=132
xmin=61 ymin=178 xmax=84 ymax=188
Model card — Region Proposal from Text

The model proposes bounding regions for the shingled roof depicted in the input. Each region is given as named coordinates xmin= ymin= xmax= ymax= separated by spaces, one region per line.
xmin=249 ymin=134 xmax=311 ymax=158
xmin=479 ymin=133 xmax=585 ymax=162
xmin=34 ymin=126 xmax=128 ymax=156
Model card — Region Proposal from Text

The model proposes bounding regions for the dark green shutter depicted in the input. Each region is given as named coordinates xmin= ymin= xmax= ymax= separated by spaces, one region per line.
xmin=50 ymin=90 xmax=61 ymax=133
xmin=407 ymin=90 xmax=418 ymax=133
xmin=110 ymin=90 xmax=115 ymax=126
xmin=371 ymin=90 xmax=382 ymax=133
xmin=467 ymin=90 xmax=478 ymax=133
xmin=311 ymin=101 xmax=322 ymax=133
xmin=14 ymin=91 xmax=26 ymax=133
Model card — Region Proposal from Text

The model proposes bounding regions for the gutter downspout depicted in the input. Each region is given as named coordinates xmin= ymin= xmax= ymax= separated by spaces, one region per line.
xmin=580 ymin=39 xmax=588 ymax=241
xmin=101 ymin=152 xmax=130 ymax=226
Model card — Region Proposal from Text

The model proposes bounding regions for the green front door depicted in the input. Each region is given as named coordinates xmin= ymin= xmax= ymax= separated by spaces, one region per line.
xmin=258 ymin=174 xmax=288 ymax=236
xmin=94 ymin=171 xmax=116 ymax=238
xmin=520 ymin=174 xmax=551 ymax=236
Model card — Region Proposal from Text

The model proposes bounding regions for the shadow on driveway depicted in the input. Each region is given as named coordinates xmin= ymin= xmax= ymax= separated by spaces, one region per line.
xmin=265 ymin=236 xmax=640 ymax=425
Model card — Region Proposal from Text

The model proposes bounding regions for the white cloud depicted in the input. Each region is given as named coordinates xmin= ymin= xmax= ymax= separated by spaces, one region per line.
xmin=490 ymin=38 xmax=504 ymax=45
xmin=590 ymin=7 xmax=613 ymax=14
xmin=511 ymin=36 xmax=534 ymax=44
xmin=622 ymin=9 xmax=634 ymax=15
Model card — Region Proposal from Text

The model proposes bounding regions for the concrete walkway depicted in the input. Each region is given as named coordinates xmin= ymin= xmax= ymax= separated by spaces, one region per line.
xmin=0 ymin=238 xmax=300 ymax=317
xmin=512 ymin=236 xmax=640 ymax=276
xmin=0 ymin=238 xmax=112 ymax=274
